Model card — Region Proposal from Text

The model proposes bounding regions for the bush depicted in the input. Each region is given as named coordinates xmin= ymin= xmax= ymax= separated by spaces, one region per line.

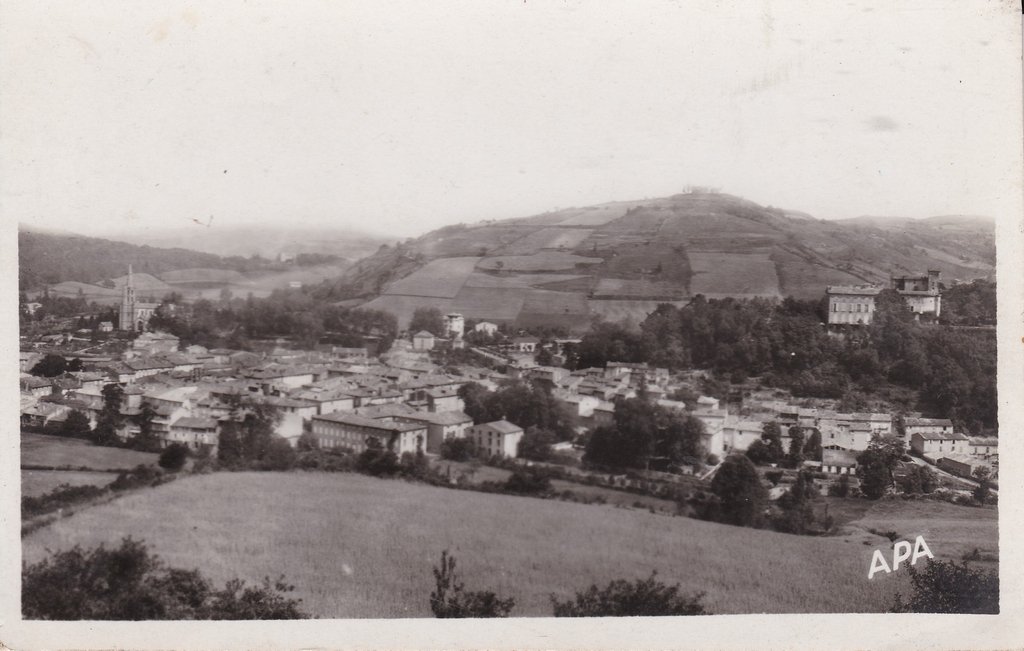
xmin=430 ymin=550 xmax=515 ymax=618
xmin=439 ymin=437 xmax=476 ymax=462
xmin=22 ymin=484 xmax=108 ymax=519
xmin=158 ymin=443 xmax=190 ymax=472
xmin=890 ymin=559 xmax=998 ymax=614
xmin=828 ymin=474 xmax=851 ymax=498
xmin=504 ymin=466 xmax=552 ymax=495
xmin=259 ymin=437 xmax=297 ymax=471
xmin=355 ymin=448 xmax=400 ymax=477
xmin=110 ymin=465 xmax=165 ymax=492
xmin=551 ymin=572 xmax=707 ymax=616
xmin=764 ymin=470 xmax=783 ymax=486
xmin=23 ymin=538 xmax=306 ymax=620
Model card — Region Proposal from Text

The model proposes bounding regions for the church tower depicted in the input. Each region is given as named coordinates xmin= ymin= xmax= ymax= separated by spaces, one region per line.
xmin=119 ymin=265 xmax=136 ymax=331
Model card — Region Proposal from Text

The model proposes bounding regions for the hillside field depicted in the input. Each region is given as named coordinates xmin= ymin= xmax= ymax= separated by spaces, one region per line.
xmin=21 ymin=471 xmax=996 ymax=618
xmin=22 ymin=433 xmax=158 ymax=471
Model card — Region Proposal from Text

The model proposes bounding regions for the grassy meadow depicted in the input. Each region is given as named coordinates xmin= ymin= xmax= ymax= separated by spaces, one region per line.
xmin=22 ymin=470 xmax=118 ymax=498
xmin=22 ymin=433 xmax=158 ymax=471
xmin=20 ymin=471 xmax=996 ymax=617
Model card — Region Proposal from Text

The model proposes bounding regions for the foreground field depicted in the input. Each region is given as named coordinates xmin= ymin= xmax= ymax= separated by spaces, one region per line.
xmin=22 ymin=472 xmax=995 ymax=617
xmin=22 ymin=433 xmax=158 ymax=471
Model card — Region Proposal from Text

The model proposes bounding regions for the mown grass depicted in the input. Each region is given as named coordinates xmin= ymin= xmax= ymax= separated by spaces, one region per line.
xmin=20 ymin=471 xmax=956 ymax=618
xmin=22 ymin=433 xmax=158 ymax=471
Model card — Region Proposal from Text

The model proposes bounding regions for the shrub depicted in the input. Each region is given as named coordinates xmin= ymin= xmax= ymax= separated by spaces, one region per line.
xmin=429 ymin=550 xmax=515 ymax=618
xmin=504 ymin=466 xmax=552 ymax=495
xmin=22 ymin=538 xmax=306 ymax=620
xmin=110 ymin=464 xmax=165 ymax=492
xmin=551 ymin=572 xmax=707 ymax=616
xmin=439 ymin=437 xmax=476 ymax=462
xmin=355 ymin=448 xmax=400 ymax=477
xmin=890 ymin=559 xmax=998 ymax=614
xmin=764 ymin=470 xmax=783 ymax=486
xmin=22 ymin=484 xmax=108 ymax=519
xmin=158 ymin=443 xmax=190 ymax=472
xmin=259 ymin=438 xmax=297 ymax=471
xmin=828 ymin=474 xmax=851 ymax=497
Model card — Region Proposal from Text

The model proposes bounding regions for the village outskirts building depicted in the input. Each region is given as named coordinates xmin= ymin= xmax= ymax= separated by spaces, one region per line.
xmin=311 ymin=411 xmax=427 ymax=455
xmin=910 ymin=431 xmax=970 ymax=460
xmin=411 ymin=331 xmax=436 ymax=351
xmin=892 ymin=270 xmax=942 ymax=318
xmin=467 ymin=419 xmax=524 ymax=458
xmin=825 ymin=285 xmax=881 ymax=326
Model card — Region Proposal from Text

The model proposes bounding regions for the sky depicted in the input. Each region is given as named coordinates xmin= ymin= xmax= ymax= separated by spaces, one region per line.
xmin=1 ymin=0 xmax=1021 ymax=239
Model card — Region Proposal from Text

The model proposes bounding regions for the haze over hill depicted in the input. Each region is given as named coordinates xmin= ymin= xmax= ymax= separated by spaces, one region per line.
xmin=328 ymin=191 xmax=995 ymax=331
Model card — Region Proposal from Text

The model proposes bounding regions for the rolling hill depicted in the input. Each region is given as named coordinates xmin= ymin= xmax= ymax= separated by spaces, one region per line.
xmin=328 ymin=192 xmax=996 ymax=330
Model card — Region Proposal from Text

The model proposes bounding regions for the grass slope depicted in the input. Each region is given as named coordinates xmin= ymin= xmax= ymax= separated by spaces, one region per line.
xmin=19 ymin=471 xmax=965 ymax=618
xmin=22 ymin=433 xmax=158 ymax=471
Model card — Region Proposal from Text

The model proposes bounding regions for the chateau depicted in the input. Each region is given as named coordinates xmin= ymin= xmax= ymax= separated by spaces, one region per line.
xmin=826 ymin=270 xmax=942 ymax=326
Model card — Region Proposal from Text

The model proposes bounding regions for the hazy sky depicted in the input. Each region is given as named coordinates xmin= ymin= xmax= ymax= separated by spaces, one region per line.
xmin=2 ymin=0 xmax=1020 ymax=239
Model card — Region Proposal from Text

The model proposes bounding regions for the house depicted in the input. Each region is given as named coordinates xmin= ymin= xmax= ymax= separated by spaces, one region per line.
xmin=131 ymin=330 xmax=181 ymax=354
xmin=425 ymin=386 xmax=464 ymax=413
xmin=937 ymin=454 xmax=990 ymax=480
xmin=903 ymin=418 xmax=954 ymax=442
xmin=892 ymin=270 xmax=942 ymax=318
xmin=527 ymin=366 xmax=570 ymax=387
xmin=474 ymin=321 xmax=498 ymax=336
xmin=412 ymin=331 xmax=436 ymax=351
xmin=467 ymin=420 xmax=524 ymax=458
xmin=511 ymin=336 xmax=539 ymax=353
xmin=443 ymin=313 xmax=465 ymax=338
xmin=19 ymin=351 xmax=41 ymax=372
xmin=245 ymin=365 xmax=317 ymax=390
xmin=20 ymin=376 xmax=54 ymax=398
xmin=590 ymin=401 xmax=615 ymax=427
xmin=822 ymin=448 xmax=859 ymax=475
xmin=395 ymin=411 xmax=473 ymax=453
xmin=825 ymin=285 xmax=881 ymax=326
xmin=166 ymin=417 xmax=220 ymax=452
xmin=263 ymin=396 xmax=319 ymax=443
xmin=288 ymin=387 xmax=356 ymax=415
xmin=723 ymin=418 xmax=762 ymax=453
xmin=967 ymin=436 xmax=998 ymax=458
xmin=98 ymin=321 xmax=114 ymax=332
xmin=311 ymin=411 xmax=427 ymax=455
xmin=910 ymin=431 xmax=970 ymax=458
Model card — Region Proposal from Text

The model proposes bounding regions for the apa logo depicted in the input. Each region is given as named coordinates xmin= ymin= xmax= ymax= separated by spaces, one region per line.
xmin=868 ymin=535 xmax=934 ymax=579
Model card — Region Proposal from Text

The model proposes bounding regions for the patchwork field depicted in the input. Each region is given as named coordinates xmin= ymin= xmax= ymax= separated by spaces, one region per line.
xmin=22 ymin=433 xmax=158 ymax=471
xmin=543 ymin=203 xmax=632 ymax=227
xmin=494 ymin=228 xmax=593 ymax=255
xmin=587 ymin=299 xmax=688 ymax=324
xmin=477 ymin=252 xmax=603 ymax=272
xmin=20 ymin=471 xmax=954 ymax=618
xmin=688 ymin=251 xmax=781 ymax=298
xmin=449 ymin=287 xmax=527 ymax=322
xmin=382 ymin=257 xmax=480 ymax=298
xmin=360 ymin=295 xmax=455 ymax=329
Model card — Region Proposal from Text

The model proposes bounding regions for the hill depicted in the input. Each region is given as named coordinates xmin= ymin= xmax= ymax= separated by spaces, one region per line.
xmin=110 ymin=225 xmax=395 ymax=263
xmin=20 ymin=471 xmax=996 ymax=617
xmin=18 ymin=228 xmax=241 ymax=291
xmin=328 ymin=192 xmax=995 ymax=330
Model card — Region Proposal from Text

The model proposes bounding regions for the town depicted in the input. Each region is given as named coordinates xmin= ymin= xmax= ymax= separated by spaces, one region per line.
xmin=21 ymin=265 xmax=997 ymax=499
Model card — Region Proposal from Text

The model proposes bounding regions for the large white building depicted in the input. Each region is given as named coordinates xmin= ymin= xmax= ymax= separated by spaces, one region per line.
xmin=826 ymin=285 xmax=881 ymax=325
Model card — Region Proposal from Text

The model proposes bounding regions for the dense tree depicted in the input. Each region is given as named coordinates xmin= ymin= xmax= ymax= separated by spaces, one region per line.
xmin=761 ymin=421 xmax=785 ymax=462
xmin=973 ymin=467 xmax=993 ymax=503
xmin=439 ymin=437 xmax=476 ymax=462
xmin=409 ymin=307 xmax=444 ymax=336
xmin=91 ymin=383 xmax=125 ymax=446
xmin=59 ymin=410 xmax=92 ymax=439
xmin=158 ymin=443 xmax=190 ymax=472
xmin=803 ymin=429 xmax=823 ymax=462
xmin=551 ymin=572 xmax=707 ymax=616
xmin=786 ymin=426 xmax=805 ymax=467
xmin=517 ymin=427 xmax=556 ymax=462
xmin=890 ymin=559 xmax=998 ymax=614
xmin=856 ymin=435 xmax=905 ymax=499
xmin=774 ymin=469 xmax=817 ymax=534
xmin=30 ymin=353 xmax=69 ymax=378
xmin=22 ymin=538 xmax=306 ymax=619
xmin=130 ymin=401 xmax=161 ymax=452
xmin=709 ymin=454 xmax=767 ymax=527
xmin=584 ymin=398 xmax=705 ymax=470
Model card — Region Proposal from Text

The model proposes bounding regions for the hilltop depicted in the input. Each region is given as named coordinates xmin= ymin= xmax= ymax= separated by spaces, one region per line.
xmin=325 ymin=192 xmax=995 ymax=330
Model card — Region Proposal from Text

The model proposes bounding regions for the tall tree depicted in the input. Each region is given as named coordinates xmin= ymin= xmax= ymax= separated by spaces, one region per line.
xmin=710 ymin=454 xmax=767 ymax=528
xmin=92 ymin=383 xmax=125 ymax=446
xmin=130 ymin=401 xmax=161 ymax=452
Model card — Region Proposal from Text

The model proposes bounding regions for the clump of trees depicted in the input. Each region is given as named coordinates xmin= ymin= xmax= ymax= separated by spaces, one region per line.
xmin=704 ymin=454 xmax=767 ymax=528
xmin=551 ymin=572 xmax=707 ymax=617
xmin=569 ymin=290 xmax=996 ymax=434
xmin=458 ymin=380 xmax=575 ymax=441
xmin=30 ymin=353 xmax=83 ymax=377
xmin=158 ymin=443 xmax=190 ymax=472
xmin=584 ymin=397 xmax=706 ymax=470
xmin=22 ymin=538 xmax=306 ymax=619
xmin=215 ymin=396 xmax=289 ymax=470
xmin=856 ymin=435 xmax=906 ymax=500
xmin=890 ymin=558 xmax=998 ymax=614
